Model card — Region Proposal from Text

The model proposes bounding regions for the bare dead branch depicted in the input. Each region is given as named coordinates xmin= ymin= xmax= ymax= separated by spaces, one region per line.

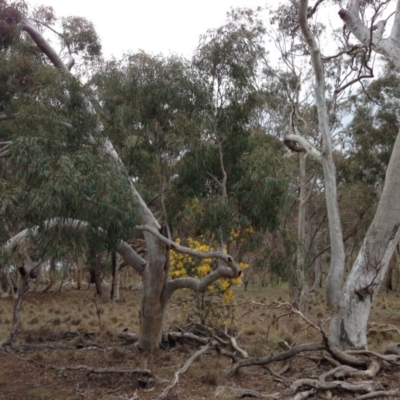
xmin=357 ymin=389 xmax=400 ymax=399
xmin=158 ymin=342 xmax=212 ymax=400
xmin=288 ymin=378 xmax=387 ymax=396
xmin=229 ymin=336 xmax=249 ymax=359
xmin=229 ymin=342 xmax=325 ymax=375
xmin=320 ymin=359 xmax=381 ymax=382
xmin=168 ymin=331 xmax=209 ymax=345
xmin=347 ymin=349 xmax=400 ymax=365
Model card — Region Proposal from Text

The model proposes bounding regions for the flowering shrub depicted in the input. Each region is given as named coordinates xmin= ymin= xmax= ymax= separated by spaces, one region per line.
xmin=169 ymin=237 xmax=249 ymax=325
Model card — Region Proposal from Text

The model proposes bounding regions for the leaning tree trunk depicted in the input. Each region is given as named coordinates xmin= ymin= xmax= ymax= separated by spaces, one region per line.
xmin=329 ymin=129 xmax=400 ymax=348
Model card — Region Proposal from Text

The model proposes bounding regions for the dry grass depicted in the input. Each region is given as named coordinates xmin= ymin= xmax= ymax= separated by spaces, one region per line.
xmin=0 ymin=284 xmax=400 ymax=399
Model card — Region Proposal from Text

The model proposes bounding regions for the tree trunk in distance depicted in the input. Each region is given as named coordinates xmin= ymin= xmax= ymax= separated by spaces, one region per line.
xmin=75 ymin=260 xmax=82 ymax=290
xmin=109 ymin=252 xmax=121 ymax=300
xmin=93 ymin=257 xmax=103 ymax=297
xmin=310 ymin=256 xmax=321 ymax=293
xmin=41 ymin=258 xmax=56 ymax=293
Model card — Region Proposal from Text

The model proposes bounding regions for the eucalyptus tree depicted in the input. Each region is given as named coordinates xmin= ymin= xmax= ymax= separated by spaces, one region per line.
xmin=281 ymin=0 xmax=400 ymax=349
xmin=0 ymin=1 xmax=247 ymax=353
xmin=169 ymin=8 xmax=290 ymax=256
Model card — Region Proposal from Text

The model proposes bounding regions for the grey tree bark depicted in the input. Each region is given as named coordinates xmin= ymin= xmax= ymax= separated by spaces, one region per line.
xmin=291 ymin=0 xmax=400 ymax=348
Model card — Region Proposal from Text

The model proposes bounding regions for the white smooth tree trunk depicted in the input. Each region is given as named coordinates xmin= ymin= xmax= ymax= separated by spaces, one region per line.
xmin=327 ymin=0 xmax=400 ymax=348
xmin=329 ymin=128 xmax=400 ymax=348
xmin=295 ymin=0 xmax=346 ymax=311
xmin=293 ymin=0 xmax=400 ymax=348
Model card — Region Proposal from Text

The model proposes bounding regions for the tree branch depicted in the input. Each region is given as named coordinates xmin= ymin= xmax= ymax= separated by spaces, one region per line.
xmin=158 ymin=342 xmax=212 ymax=400
xmin=167 ymin=266 xmax=239 ymax=295
xmin=285 ymin=134 xmax=322 ymax=162
xmin=3 ymin=219 xmax=147 ymax=275
xmin=21 ymin=19 xmax=69 ymax=72
xmin=137 ymin=225 xmax=241 ymax=276
xmin=229 ymin=342 xmax=324 ymax=375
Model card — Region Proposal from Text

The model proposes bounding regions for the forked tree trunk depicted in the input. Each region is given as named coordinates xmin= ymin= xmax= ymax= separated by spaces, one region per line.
xmin=329 ymin=129 xmax=400 ymax=348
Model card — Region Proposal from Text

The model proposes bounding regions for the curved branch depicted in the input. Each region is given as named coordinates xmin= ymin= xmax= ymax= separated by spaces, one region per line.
xmin=229 ymin=342 xmax=324 ymax=375
xmin=21 ymin=19 xmax=69 ymax=72
xmin=167 ymin=266 xmax=239 ymax=296
xmin=3 ymin=219 xmax=147 ymax=275
xmin=137 ymin=224 xmax=241 ymax=276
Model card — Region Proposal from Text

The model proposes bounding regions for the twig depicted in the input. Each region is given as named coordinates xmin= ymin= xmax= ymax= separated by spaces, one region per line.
xmin=158 ymin=342 xmax=212 ymax=400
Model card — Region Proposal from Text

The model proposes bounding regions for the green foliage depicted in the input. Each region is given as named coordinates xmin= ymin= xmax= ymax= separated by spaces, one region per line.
xmin=61 ymin=16 xmax=101 ymax=58
xmin=343 ymin=66 xmax=400 ymax=187
xmin=0 ymin=0 xmax=25 ymax=49
xmin=0 ymin=33 xmax=137 ymax=259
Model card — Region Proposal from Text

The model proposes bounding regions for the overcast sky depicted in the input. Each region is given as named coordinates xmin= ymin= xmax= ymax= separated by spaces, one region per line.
xmin=30 ymin=0 xmax=266 ymax=59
